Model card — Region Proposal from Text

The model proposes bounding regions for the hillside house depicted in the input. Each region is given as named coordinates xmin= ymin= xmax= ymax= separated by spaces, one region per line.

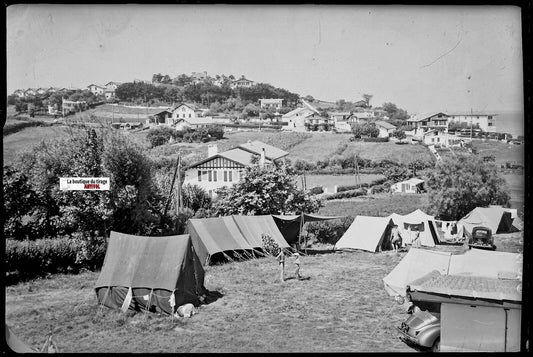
xmin=259 ymin=98 xmax=283 ymax=109
xmin=171 ymin=103 xmax=203 ymax=121
xmin=36 ymin=88 xmax=48 ymax=95
xmin=353 ymin=99 xmax=367 ymax=107
xmin=447 ymin=112 xmax=497 ymax=133
xmin=175 ymin=117 xmax=217 ymax=130
xmin=406 ymin=111 xmax=449 ymax=131
xmin=230 ymin=76 xmax=255 ymax=89
xmin=305 ymin=114 xmax=333 ymax=131
xmin=282 ymin=107 xmax=319 ymax=131
xmin=24 ymin=88 xmax=37 ymax=96
xmin=391 ymin=178 xmax=425 ymax=194
xmin=104 ymin=81 xmax=121 ymax=100
xmin=13 ymin=89 xmax=26 ymax=98
xmin=349 ymin=111 xmax=374 ymax=124
xmin=375 ymin=120 xmax=396 ymax=138
xmin=87 ymin=84 xmax=105 ymax=96
xmin=183 ymin=141 xmax=288 ymax=197
xmin=329 ymin=112 xmax=353 ymax=132
xmin=422 ymin=130 xmax=466 ymax=147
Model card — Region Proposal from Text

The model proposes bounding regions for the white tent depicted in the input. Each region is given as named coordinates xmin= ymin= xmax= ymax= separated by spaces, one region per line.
xmin=399 ymin=209 xmax=440 ymax=247
xmin=383 ymin=248 xmax=522 ymax=297
xmin=382 ymin=248 xmax=453 ymax=297
xmin=335 ymin=216 xmax=394 ymax=252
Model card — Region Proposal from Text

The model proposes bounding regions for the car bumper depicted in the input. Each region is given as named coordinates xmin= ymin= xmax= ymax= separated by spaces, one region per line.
xmin=397 ymin=327 xmax=432 ymax=348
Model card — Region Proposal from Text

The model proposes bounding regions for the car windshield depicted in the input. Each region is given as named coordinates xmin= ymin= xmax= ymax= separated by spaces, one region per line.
xmin=473 ymin=229 xmax=489 ymax=238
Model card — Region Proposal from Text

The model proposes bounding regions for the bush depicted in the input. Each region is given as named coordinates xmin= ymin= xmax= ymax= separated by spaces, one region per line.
xmin=361 ymin=136 xmax=389 ymax=142
xmin=309 ymin=186 xmax=324 ymax=195
xmin=147 ymin=126 xmax=175 ymax=147
xmin=5 ymin=237 xmax=107 ymax=284
xmin=304 ymin=217 xmax=354 ymax=245
xmin=323 ymin=188 xmax=367 ymax=200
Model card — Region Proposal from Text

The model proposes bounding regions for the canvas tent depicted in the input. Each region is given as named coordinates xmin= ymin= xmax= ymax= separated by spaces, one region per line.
xmin=382 ymin=248 xmax=453 ymax=297
xmin=5 ymin=324 xmax=37 ymax=353
xmin=187 ymin=215 xmax=290 ymax=265
xmin=397 ymin=209 xmax=440 ymax=247
xmin=272 ymin=213 xmax=345 ymax=245
xmin=457 ymin=206 xmax=515 ymax=236
xmin=383 ymin=248 xmax=522 ymax=297
xmin=335 ymin=216 xmax=394 ymax=252
xmin=95 ymin=231 xmax=206 ymax=315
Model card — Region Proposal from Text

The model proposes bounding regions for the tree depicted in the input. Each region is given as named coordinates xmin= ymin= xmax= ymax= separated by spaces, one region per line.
xmin=152 ymin=73 xmax=163 ymax=83
xmin=393 ymin=128 xmax=407 ymax=143
xmin=181 ymin=184 xmax=212 ymax=212
xmin=362 ymin=94 xmax=373 ymax=108
xmin=304 ymin=95 xmax=315 ymax=102
xmin=425 ymin=154 xmax=510 ymax=220
xmin=211 ymin=163 xmax=322 ymax=216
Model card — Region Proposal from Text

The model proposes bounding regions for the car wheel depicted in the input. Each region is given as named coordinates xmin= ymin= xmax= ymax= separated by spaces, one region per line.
xmin=432 ymin=337 xmax=440 ymax=352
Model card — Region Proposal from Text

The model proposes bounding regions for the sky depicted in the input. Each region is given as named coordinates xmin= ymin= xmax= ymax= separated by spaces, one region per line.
xmin=6 ymin=4 xmax=525 ymax=114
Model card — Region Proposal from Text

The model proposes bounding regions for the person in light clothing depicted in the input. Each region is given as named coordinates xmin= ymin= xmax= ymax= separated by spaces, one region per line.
xmin=276 ymin=249 xmax=286 ymax=283
xmin=293 ymin=252 xmax=302 ymax=280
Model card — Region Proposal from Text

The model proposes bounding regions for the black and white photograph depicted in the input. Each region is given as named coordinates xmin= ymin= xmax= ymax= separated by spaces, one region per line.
xmin=4 ymin=3 xmax=529 ymax=353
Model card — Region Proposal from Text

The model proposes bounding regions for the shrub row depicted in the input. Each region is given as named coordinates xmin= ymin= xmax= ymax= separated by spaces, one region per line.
xmin=309 ymin=186 xmax=324 ymax=195
xmin=336 ymin=177 xmax=389 ymax=193
xmin=5 ymin=237 xmax=107 ymax=285
xmin=3 ymin=120 xmax=51 ymax=136
xmin=361 ymin=136 xmax=389 ymax=142
xmin=323 ymin=188 xmax=367 ymax=200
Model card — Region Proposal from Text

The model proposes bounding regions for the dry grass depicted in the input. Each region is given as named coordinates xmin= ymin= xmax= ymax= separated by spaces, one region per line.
xmin=288 ymin=133 xmax=352 ymax=161
xmin=343 ymin=141 xmax=433 ymax=164
xmin=298 ymin=173 xmax=385 ymax=192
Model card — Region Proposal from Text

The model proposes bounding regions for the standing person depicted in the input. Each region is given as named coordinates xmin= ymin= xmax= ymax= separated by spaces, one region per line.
xmin=293 ymin=252 xmax=302 ymax=280
xmin=276 ymin=249 xmax=286 ymax=283
xmin=412 ymin=230 xmax=421 ymax=248
xmin=390 ymin=225 xmax=403 ymax=252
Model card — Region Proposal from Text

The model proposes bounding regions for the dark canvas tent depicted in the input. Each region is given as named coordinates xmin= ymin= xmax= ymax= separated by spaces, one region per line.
xmin=334 ymin=216 xmax=394 ymax=252
xmin=95 ymin=231 xmax=206 ymax=315
xmin=458 ymin=206 xmax=515 ymax=236
xmin=187 ymin=215 xmax=290 ymax=265
xmin=272 ymin=213 xmax=345 ymax=245
xmin=400 ymin=209 xmax=441 ymax=247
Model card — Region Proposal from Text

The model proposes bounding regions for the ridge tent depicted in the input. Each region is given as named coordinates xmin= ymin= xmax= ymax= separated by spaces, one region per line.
xmin=272 ymin=213 xmax=345 ymax=245
xmin=448 ymin=248 xmax=522 ymax=279
xmin=400 ymin=209 xmax=440 ymax=247
xmin=334 ymin=216 xmax=394 ymax=252
xmin=95 ymin=231 xmax=206 ymax=315
xmin=511 ymin=216 xmax=523 ymax=231
xmin=187 ymin=215 xmax=290 ymax=265
xmin=5 ymin=324 xmax=37 ymax=353
xmin=457 ymin=206 xmax=515 ymax=236
xmin=383 ymin=248 xmax=522 ymax=297
xmin=232 ymin=215 xmax=289 ymax=249
xmin=382 ymin=248 xmax=453 ymax=297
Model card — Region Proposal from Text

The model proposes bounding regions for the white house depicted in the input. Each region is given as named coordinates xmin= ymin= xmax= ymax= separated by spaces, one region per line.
xmin=281 ymin=99 xmax=320 ymax=132
xmin=375 ymin=120 xmax=396 ymax=138
xmin=87 ymin=84 xmax=105 ymax=96
xmin=407 ymin=111 xmax=449 ymax=131
xmin=230 ymin=76 xmax=255 ymax=89
xmin=171 ymin=103 xmax=202 ymax=121
xmin=183 ymin=141 xmax=288 ymax=197
xmin=422 ymin=130 xmax=468 ymax=147
xmin=391 ymin=178 xmax=425 ymax=194
xmin=447 ymin=112 xmax=497 ymax=133
xmin=13 ymin=89 xmax=26 ymax=98
xmin=175 ymin=117 xmax=217 ymax=131
xmin=259 ymin=98 xmax=283 ymax=109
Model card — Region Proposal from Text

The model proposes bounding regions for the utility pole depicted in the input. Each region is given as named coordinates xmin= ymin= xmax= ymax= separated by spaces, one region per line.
xmin=470 ymin=108 xmax=473 ymax=141
xmin=176 ymin=154 xmax=182 ymax=213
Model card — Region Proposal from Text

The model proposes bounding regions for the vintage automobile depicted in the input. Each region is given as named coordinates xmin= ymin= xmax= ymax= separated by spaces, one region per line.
xmin=468 ymin=226 xmax=496 ymax=250
xmin=397 ymin=308 xmax=441 ymax=352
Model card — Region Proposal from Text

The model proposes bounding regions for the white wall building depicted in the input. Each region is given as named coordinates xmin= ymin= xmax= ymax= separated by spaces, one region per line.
xmin=391 ymin=178 xmax=425 ymax=194
xmin=447 ymin=112 xmax=497 ymax=133
xmin=259 ymin=98 xmax=283 ymax=109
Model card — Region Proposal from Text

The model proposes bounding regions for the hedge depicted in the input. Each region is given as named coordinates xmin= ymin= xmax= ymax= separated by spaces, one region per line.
xmin=336 ymin=177 xmax=389 ymax=193
xmin=361 ymin=136 xmax=390 ymax=142
xmin=323 ymin=188 xmax=367 ymax=200
xmin=304 ymin=216 xmax=354 ymax=245
xmin=5 ymin=236 xmax=107 ymax=285
xmin=309 ymin=186 xmax=324 ymax=195
xmin=3 ymin=120 xmax=51 ymax=136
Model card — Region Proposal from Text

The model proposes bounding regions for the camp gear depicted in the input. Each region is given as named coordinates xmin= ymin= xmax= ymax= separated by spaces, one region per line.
xmin=335 ymin=216 xmax=394 ymax=252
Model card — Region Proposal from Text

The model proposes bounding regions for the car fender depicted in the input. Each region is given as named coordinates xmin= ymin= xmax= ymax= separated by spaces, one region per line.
xmin=417 ymin=324 xmax=440 ymax=348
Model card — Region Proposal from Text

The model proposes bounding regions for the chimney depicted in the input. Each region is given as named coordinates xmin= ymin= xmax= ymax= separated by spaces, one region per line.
xmin=259 ymin=148 xmax=266 ymax=167
xmin=208 ymin=144 xmax=218 ymax=157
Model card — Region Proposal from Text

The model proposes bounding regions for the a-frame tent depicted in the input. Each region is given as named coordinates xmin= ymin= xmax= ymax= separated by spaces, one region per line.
xmin=187 ymin=215 xmax=290 ymax=265
xmin=5 ymin=324 xmax=37 ymax=353
xmin=458 ymin=206 xmax=515 ymax=236
xmin=400 ymin=209 xmax=440 ymax=247
xmin=334 ymin=216 xmax=394 ymax=252
xmin=95 ymin=231 xmax=206 ymax=315
xmin=272 ymin=213 xmax=345 ymax=246
xmin=382 ymin=248 xmax=453 ymax=297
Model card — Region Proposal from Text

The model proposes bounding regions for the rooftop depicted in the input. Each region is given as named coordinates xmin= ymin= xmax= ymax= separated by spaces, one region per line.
xmin=375 ymin=120 xmax=396 ymax=130
xmin=238 ymin=140 xmax=289 ymax=161
xmin=408 ymin=111 xmax=448 ymax=122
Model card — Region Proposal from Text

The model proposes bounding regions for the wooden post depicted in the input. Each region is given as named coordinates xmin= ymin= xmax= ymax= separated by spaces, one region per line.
xmin=164 ymin=156 xmax=180 ymax=218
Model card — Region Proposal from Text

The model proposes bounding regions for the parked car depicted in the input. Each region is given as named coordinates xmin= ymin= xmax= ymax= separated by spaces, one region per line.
xmin=397 ymin=309 xmax=441 ymax=351
xmin=468 ymin=226 xmax=496 ymax=250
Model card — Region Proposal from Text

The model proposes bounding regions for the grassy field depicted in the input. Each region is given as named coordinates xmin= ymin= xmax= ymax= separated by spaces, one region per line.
xmin=318 ymin=193 xmax=430 ymax=217
xmin=342 ymin=141 xmax=433 ymax=164
xmin=472 ymin=140 xmax=524 ymax=165
xmin=5 ymin=231 xmax=522 ymax=353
